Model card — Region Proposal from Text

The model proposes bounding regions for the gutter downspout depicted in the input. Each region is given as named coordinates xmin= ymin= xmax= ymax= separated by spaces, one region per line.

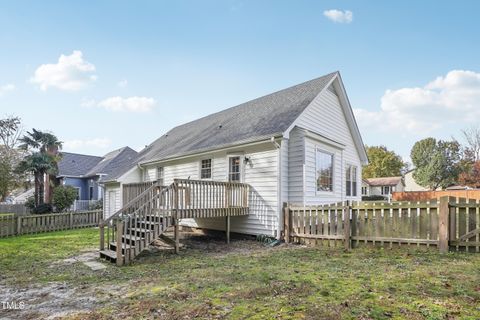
xmin=271 ymin=137 xmax=282 ymax=240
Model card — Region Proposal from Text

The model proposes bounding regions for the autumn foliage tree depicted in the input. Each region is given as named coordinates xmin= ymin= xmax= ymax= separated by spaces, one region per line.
xmin=362 ymin=145 xmax=406 ymax=179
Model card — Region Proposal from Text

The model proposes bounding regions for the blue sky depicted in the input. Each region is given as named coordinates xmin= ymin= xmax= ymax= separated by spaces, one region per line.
xmin=1 ymin=1 xmax=480 ymax=162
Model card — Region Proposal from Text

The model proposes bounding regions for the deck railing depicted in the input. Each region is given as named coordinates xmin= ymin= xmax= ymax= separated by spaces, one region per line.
xmin=99 ymin=179 xmax=250 ymax=264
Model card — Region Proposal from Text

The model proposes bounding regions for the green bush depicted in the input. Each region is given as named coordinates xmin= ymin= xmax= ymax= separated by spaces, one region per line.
xmin=89 ymin=199 xmax=103 ymax=210
xmin=52 ymin=185 xmax=78 ymax=212
xmin=33 ymin=203 xmax=52 ymax=214
xmin=361 ymin=195 xmax=387 ymax=201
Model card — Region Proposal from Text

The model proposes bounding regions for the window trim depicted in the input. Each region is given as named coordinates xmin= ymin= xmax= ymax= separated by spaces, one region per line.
xmin=199 ymin=158 xmax=213 ymax=180
xmin=345 ymin=163 xmax=358 ymax=197
xmin=227 ymin=155 xmax=243 ymax=182
xmin=156 ymin=166 xmax=164 ymax=185
xmin=315 ymin=147 xmax=335 ymax=194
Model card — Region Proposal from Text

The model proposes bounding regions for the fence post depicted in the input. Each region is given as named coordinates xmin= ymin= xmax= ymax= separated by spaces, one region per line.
xmin=69 ymin=211 xmax=74 ymax=229
xmin=16 ymin=216 xmax=22 ymax=236
xmin=116 ymin=221 xmax=124 ymax=266
xmin=438 ymin=196 xmax=450 ymax=253
xmin=99 ymin=219 xmax=105 ymax=251
xmin=344 ymin=201 xmax=351 ymax=250
xmin=284 ymin=203 xmax=290 ymax=243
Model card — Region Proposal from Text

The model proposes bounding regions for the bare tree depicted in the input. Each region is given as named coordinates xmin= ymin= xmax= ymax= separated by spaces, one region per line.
xmin=462 ymin=125 xmax=480 ymax=162
xmin=0 ymin=116 xmax=24 ymax=201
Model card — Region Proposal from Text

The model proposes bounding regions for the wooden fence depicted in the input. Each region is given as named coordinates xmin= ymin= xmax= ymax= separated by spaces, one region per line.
xmin=393 ymin=190 xmax=480 ymax=201
xmin=0 ymin=209 xmax=102 ymax=238
xmin=284 ymin=197 xmax=480 ymax=253
xmin=0 ymin=203 xmax=29 ymax=215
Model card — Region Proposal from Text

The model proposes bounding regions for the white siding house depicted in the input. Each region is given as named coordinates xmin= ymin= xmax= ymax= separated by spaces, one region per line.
xmin=102 ymin=71 xmax=368 ymax=238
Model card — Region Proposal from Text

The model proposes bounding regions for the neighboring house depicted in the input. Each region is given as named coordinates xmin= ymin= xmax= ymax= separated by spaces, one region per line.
xmin=403 ymin=169 xmax=428 ymax=192
xmin=12 ymin=188 xmax=34 ymax=204
xmin=362 ymin=176 xmax=404 ymax=198
xmin=103 ymin=71 xmax=368 ymax=238
xmin=57 ymin=147 xmax=138 ymax=202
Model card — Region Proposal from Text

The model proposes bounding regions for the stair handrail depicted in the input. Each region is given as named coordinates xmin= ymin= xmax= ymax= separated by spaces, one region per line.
xmin=101 ymin=180 xmax=164 ymax=225
xmin=119 ymin=183 xmax=174 ymax=222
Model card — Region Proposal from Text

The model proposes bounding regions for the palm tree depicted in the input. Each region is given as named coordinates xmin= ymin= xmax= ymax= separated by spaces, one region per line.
xmin=17 ymin=129 xmax=62 ymax=206
xmin=16 ymin=153 xmax=57 ymax=207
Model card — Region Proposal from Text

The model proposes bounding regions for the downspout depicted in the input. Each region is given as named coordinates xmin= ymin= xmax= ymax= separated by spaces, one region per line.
xmin=341 ymin=149 xmax=344 ymax=202
xmin=271 ymin=137 xmax=282 ymax=240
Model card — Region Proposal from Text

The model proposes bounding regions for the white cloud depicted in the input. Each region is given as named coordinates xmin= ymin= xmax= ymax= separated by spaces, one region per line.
xmin=63 ymin=138 xmax=111 ymax=150
xmin=323 ymin=9 xmax=353 ymax=23
xmin=0 ymin=83 xmax=15 ymax=96
xmin=30 ymin=50 xmax=97 ymax=91
xmin=97 ymin=96 xmax=156 ymax=112
xmin=354 ymin=70 xmax=480 ymax=135
xmin=118 ymin=79 xmax=128 ymax=88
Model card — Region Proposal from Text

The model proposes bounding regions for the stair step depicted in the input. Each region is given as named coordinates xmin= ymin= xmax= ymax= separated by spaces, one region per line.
xmin=100 ymin=249 xmax=119 ymax=261
xmin=127 ymin=228 xmax=153 ymax=237
xmin=121 ymin=234 xmax=146 ymax=246
xmin=137 ymin=220 xmax=161 ymax=230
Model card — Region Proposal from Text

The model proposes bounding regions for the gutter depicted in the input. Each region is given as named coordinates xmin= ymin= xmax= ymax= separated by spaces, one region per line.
xmin=271 ymin=136 xmax=282 ymax=240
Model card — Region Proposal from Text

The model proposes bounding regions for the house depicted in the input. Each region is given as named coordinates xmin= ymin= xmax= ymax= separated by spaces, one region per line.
xmin=57 ymin=147 xmax=138 ymax=206
xmin=403 ymin=169 xmax=428 ymax=191
xmin=362 ymin=176 xmax=404 ymax=198
xmin=102 ymin=71 xmax=368 ymax=239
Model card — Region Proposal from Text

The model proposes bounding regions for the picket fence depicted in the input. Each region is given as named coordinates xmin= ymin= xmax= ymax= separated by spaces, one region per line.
xmin=0 ymin=210 xmax=102 ymax=238
xmin=284 ymin=197 xmax=479 ymax=253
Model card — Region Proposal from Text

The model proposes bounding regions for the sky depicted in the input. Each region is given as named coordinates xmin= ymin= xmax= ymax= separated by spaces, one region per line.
xmin=1 ymin=1 xmax=480 ymax=163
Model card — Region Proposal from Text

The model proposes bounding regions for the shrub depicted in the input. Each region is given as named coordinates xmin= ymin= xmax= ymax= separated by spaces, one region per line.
xmin=361 ymin=195 xmax=387 ymax=201
xmin=33 ymin=203 xmax=53 ymax=214
xmin=89 ymin=199 xmax=103 ymax=210
xmin=52 ymin=185 xmax=78 ymax=212
xmin=24 ymin=196 xmax=35 ymax=210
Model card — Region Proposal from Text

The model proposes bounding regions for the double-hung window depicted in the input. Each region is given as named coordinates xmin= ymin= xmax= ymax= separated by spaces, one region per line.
xmin=346 ymin=165 xmax=358 ymax=197
xmin=200 ymin=159 xmax=212 ymax=179
xmin=316 ymin=149 xmax=333 ymax=192
xmin=228 ymin=156 xmax=241 ymax=182
xmin=157 ymin=167 xmax=164 ymax=185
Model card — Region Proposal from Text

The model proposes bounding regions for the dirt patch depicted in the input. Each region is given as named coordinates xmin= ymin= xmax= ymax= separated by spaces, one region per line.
xmin=0 ymin=283 xmax=96 ymax=320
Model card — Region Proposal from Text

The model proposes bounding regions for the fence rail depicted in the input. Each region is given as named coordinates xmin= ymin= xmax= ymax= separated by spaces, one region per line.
xmin=0 ymin=203 xmax=29 ymax=215
xmin=0 ymin=209 xmax=102 ymax=238
xmin=284 ymin=196 xmax=480 ymax=253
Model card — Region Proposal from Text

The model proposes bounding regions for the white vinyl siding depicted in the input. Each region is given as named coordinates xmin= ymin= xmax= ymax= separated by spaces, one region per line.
xmin=140 ymin=143 xmax=279 ymax=236
xmin=286 ymin=84 xmax=362 ymax=204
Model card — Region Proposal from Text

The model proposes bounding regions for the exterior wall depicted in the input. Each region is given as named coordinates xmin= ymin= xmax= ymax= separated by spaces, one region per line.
xmin=404 ymin=171 xmax=428 ymax=192
xmin=364 ymin=182 xmax=404 ymax=197
xmin=62 ymin=177 xmax=102 ymax=201
xmin=141 ymin=142 xmax=279 ymax=236
xmin=286 ymin=85 xmax=363 ymax=205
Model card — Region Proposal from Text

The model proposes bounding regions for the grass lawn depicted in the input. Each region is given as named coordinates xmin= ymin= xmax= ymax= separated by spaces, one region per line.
xmin=0 ymin=212 xmax=14 ymax=217
xmin=0 ymin=228 xmax=479 ymax=320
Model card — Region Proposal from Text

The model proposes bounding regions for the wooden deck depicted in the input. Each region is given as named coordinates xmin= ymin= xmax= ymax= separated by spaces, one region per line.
xmin=100 ymin=179 xmax=250 ymax=265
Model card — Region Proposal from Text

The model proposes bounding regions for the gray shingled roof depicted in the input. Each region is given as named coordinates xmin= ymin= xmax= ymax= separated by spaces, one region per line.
xmin=58 ymin=152 xmax=103 ymax=177
xmin=136 ymin=72 xmax=337 ymax=165
xmin=93 ymin=147 xmax=139 ymax=182
xmin=364 ymin=177 xmax=403 ymax=187
xmin=58 ymin=147 xmax=138 ymax=181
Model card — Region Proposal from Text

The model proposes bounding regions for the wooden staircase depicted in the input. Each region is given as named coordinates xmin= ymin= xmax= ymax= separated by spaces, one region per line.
xmin=99 ymin=182 xmax=176 ymax=265
xmin=99 ymin=179 xmax=251 ymax=266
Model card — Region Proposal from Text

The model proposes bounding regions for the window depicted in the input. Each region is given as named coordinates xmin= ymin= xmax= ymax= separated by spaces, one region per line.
xmin=74 ymin=187 xmax=81 ymax=200
xmin=381 ymin=186 xmax=391 ymax=195
xmin=200 ymin=159 xmax=212 ymax=179
xmin=228 ymin=156 xmax=241 ymax=182
xmin=346 ymin=165 xmax=358 ymax=197
xmin=316 ymin=149 xmax=333 ymax=192
xmin=361 ymin=186 xmax=368 ymax=196
xmin=157 ymin=167 xmax=164 ymax=185
xmin=89 ymin=186 xmax=94 ymax=200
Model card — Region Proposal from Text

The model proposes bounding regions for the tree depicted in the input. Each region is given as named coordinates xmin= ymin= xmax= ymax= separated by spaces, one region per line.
xmin=362 ymin=145 xmax=407 ymax=179
xmin=16 ymin=152 xmax=57 ymax=207
xmin=17 ymin=129 xmax=62 ymax=207
xmin=462 ymin=125 xmax=480 ymax=162
xmin=0 ymin=116 xmax=24 ymax=201
xmin=52 ymin=185 xmax=78 ymax=212
xmin=411 ymin=138 xmax=461 ymax=190
xmin=458 ymin=160 xmax=480 ymax=188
